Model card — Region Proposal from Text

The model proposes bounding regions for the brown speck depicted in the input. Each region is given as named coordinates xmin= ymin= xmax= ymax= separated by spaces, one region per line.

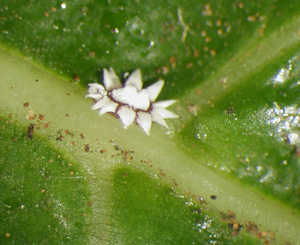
xmin=41 ymin=189 xmax=46 ymax=193
xmin=39 ymin=114 xmax=44 ymax=120
xmin=44 ymin=12 xmax=49 ymax=17
xmin=84 ymin=144 xmax=90 ymax=152
xmin=5 ymin=233 xmax=10 ymax=238
xmin=210 ymin=49 xmax=216 ymax=56
xmin=23 ymin=102 xmax=29 ymax=108
xmin=210 ymin=194 xmax=217 ymax=200
xmin=70 ymin=171 xmax=74 ymax=175
xmin=35 ymin=79 xmax=38 ymax=82
xmin=140 ymin=159 xmax=150 ymax=164
xmin=100 ymin=149 xmax=107 ymax=154
xmin=27 ymin=124 xmax=35 ymax=139
xmin=43 ymin=122 xmax=50 ymax=129
xmin=80 ymin=133 xmax=85 ymax=139
xmin=66 ymin=113 xmax=69 ymax=117
xmin=123 ymin=173 xmax=127 ymax=178
xmin=172 ymin=178 xmax=178 ymax=186
xmin=71 ymin=141 xmax=76 ymax=146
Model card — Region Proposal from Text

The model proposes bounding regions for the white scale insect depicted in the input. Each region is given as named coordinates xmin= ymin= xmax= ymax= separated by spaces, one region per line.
xmin=86 ymin=68 xmax=179 ymax=135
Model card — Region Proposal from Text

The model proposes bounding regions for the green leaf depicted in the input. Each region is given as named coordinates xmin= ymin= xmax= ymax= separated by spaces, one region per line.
xmin=1 ymin=0 xmax=300 ymax=244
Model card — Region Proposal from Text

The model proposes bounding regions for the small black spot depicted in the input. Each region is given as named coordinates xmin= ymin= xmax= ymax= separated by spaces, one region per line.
xmin=27 ymin=124 xmax=35 ymax=139
xmin=210 ymin=194 xmax=217 ymax=200
xmin=84 ymin=144 xmax=90 ymax=152
xmin=225 ymin=107 xmax=235 ymax=114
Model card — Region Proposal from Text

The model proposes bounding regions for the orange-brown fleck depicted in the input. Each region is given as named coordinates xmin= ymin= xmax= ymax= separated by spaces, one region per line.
xmin=205 ymin=36 xmax=211 ymax=43
xmin=193 ymin=49 xmax=199 ymax=57
xmin=73 ymin=75 xmax=80 ymax=82
xmin=186 ymin=63 xmax=193 ymax=69
xmin=210 ymin=49 xmax=216 ymax=56
xmin=216 ymin=19 xmax=222 ymax=26
xmin=247 ymin=15 xmax=256 ymax=22
xmin=169 ymin=56 xmax=177 ymax=68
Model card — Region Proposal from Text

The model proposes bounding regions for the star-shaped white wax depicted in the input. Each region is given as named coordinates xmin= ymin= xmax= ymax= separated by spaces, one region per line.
xmin=86 ymin=68 xmax=178 ymax=135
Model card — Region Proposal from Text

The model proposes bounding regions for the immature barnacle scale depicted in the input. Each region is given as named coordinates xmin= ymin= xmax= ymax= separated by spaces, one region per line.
xmin=86 ymin=68 xmax=178 ymax=135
